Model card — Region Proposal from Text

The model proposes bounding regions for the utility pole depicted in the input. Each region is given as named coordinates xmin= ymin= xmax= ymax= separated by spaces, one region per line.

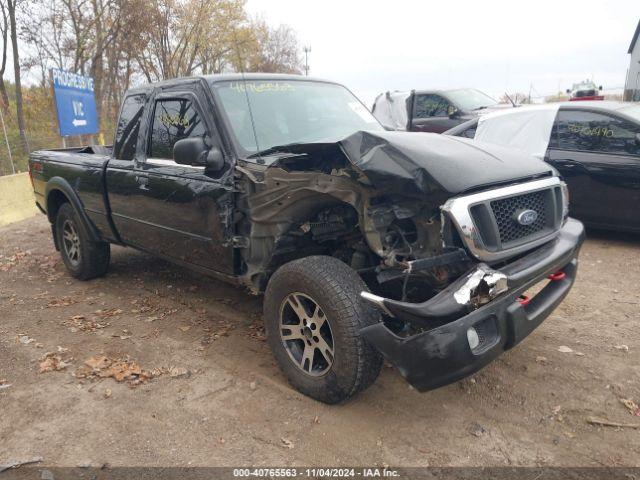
xmin=303 ymin=46 xmax=311 ymax=76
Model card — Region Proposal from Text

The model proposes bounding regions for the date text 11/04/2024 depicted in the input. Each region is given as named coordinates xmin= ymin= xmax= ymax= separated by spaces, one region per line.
xmin=232 ymin=468 xmax=400 ymax=477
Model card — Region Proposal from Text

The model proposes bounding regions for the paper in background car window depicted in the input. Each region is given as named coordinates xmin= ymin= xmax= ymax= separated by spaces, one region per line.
xmin=475 ymin=105 xmax=560 ymax=159
xmin=372 ymin=91 xmax=410 ymax=130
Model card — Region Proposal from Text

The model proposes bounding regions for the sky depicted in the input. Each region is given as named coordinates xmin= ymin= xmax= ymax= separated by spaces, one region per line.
xmin=246 ymin=0 xmax=639 ymax=106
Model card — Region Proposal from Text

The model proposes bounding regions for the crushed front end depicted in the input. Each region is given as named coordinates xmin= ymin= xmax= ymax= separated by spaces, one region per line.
xmin=359 ymin=176 xmax=585 ymax=391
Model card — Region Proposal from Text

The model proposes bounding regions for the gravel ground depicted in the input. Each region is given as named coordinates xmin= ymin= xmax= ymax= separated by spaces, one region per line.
xmin=0 ymin=215 xmax=639 ymax=468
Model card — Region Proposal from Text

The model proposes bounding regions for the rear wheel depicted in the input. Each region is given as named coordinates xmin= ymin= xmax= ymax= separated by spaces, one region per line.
xmin=55 ymin=203 xmax=110 ymax=280
xmin=264 ymin=256 xmax=383 ymax=403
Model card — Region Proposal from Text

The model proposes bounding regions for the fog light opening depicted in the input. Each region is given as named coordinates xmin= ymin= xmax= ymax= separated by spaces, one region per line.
xmin=467 ymin=327 xmax=480 ymax=350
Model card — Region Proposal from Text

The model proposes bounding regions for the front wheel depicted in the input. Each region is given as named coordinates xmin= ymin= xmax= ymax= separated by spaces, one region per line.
xmin=55 ymin=203 xmax=110 ymax=280
xmin=264 ymin=256 xmax=383 ymax=403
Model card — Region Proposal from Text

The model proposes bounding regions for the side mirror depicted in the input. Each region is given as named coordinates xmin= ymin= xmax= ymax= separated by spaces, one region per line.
xmin=174 ymin=137 xmax=207 ymax=166
xmin=173 ymin=138 xmax=225 ymax=171
xmin=566 ymin=89 xmax=571 ymax=94
xmin=448 ymin=105 xmax=459 ymax=118
xmin=205 ymin=146 xmax=224 ymax=171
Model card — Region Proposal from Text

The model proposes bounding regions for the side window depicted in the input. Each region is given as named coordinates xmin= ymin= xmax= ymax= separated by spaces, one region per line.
xmin=414 ymin=94 xmax=450 ymax=118
xmin=149 ymin=98 xmax=207 ymax=159
xmin=556 ymin=110 xmax=640 ymax=156
xmin=114 ymin=94 xmax=146 ymax=160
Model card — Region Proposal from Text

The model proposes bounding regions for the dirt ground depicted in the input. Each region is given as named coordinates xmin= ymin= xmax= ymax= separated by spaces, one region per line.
xmin=1 ymin=215 xmax=639 ymax=468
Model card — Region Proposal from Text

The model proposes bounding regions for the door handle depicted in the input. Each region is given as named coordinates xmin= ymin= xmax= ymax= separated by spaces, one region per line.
xmin=134 ymin=173 xmax=149 ymax=189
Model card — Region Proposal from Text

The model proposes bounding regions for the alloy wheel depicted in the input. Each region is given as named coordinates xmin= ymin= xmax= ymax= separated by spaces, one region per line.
xmin=279 ymin=292 xmax=334 ymax=376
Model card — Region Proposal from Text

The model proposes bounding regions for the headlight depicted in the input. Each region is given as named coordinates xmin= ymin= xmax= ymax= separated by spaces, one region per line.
xmin=560 ymin=181 xmax=570 ymax=220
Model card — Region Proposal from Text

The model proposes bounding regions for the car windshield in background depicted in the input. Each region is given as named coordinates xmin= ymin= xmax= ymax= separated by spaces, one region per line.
xmin=447 ymin=89 xmax=498 ymax=111
xmin=210 ymin=80 xmax=383 ymax=156
xmin=619 ymin=104 xmax=640 ymax=123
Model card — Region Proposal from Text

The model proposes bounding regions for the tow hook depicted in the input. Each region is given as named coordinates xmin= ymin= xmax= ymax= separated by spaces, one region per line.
xmin=548 ymin=271 xmax=566 ymax=281
xmin=517 ymin=294 xmax=531 ymax=306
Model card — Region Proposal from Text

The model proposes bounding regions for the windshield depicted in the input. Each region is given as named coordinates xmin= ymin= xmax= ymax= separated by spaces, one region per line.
xmin=619 ymin=104 xmax=640 ymax=123
xmin=446 ymin=89 xmax=498 ymax=111
xmin=210 ymin=79 xmax=383 ymax=156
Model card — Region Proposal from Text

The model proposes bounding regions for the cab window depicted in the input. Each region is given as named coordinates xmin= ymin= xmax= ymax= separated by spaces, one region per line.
xmin=554 ymin=110 xmax=640 ymax=156
xmin=114 ymin=94 xmax=146 ymax=160
xmin=148 ymin=98 xmax=206 ymax=159
xmin=414 ymin=94 xmax=450 ymax=118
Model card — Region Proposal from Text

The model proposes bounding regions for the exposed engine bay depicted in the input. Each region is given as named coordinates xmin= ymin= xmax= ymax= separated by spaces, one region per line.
xmin=229 ymin=131 xmax=556 ymax=331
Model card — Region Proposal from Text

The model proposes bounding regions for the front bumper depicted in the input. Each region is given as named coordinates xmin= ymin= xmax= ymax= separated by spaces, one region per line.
xmin=360 ymin=218 xmax=585 ymax=392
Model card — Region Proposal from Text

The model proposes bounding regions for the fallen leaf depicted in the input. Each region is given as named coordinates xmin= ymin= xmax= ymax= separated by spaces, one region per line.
xmin=281 ymin=438 xmax=294 ymax=449
xmin=168 ymin=367 xmax=189 ymax=378
xmin=104 ymin=388 xmax=112 ymax=399
xmin=535 ymin=356 xmax=548 ymax=364
xmin=620 ymin=398 xmax=640 ymax=416
xmin=557 ymin=346 xmax=573 ymax=353
xmin=614 ymin=345 xmax=629 ymax=352
xmin=178 ymin=326 xmax=191 ymax=332
xmin=94 ymin=308 xmax=123 ymax=318
xmin=39 ymin=353 xmax=70 ymax=372
xmin=85 ymin=355 xmax=111 ymax=370
xmin=77 ymin=355 xmax=153 ymax=386
xmin=47 ymin=296 xmax=76 ymax=307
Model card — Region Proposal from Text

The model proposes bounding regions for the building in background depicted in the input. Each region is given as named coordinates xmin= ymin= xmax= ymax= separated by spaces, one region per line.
xmin=625 ymin=19 xmax=640 ymax=101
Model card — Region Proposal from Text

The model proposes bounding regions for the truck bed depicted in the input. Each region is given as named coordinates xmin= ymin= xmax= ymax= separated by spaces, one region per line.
xmin=29 ymin=145 xmax=116 ymax=242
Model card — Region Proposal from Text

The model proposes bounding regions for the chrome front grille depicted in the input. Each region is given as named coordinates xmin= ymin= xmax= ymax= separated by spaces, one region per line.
xmin=442 ymin=177 xmax=566 ymax=262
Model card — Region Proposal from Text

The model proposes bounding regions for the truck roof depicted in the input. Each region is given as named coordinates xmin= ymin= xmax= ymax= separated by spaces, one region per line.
xmin=125 ymin=73 xmax=337 ymax=94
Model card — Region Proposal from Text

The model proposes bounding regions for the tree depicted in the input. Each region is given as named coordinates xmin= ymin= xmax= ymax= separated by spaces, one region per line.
xmin=7 ymin=0 xmax=28 ymax=153
xmin=244 ymin=18 xmax=302 ymax=74
xmin=498 ymin=92 xmax=530 ymax=105
xmin=0 ymin=1 xmax=10 ymax=110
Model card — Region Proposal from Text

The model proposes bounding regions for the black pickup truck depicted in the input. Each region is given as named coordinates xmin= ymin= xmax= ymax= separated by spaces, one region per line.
xmin=29 ymin=74 xmax=585 ymax=403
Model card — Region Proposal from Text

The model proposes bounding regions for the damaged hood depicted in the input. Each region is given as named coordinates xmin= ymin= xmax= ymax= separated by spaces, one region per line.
xmin=338 ymin=131 xmax=555 ymax=196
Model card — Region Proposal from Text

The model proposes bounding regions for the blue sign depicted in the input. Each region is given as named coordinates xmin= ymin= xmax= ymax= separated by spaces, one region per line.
xmin=51 ymin=68 xmax=99 ymax=137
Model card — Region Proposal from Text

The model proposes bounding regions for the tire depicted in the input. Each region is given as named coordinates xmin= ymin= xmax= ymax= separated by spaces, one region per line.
xmin=55 ymin=202 xmax=110 ymax=280
xmin=264 ymin=255 xmax=383 ymax=403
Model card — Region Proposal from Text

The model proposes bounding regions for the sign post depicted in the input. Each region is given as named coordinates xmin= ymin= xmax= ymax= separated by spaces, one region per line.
xmin=51 ymin=68 xmax=99 ymax=140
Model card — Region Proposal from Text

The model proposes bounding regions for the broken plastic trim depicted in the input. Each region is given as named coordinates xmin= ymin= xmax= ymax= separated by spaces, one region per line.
xmin=453 ymin=264 xmax=508 ymax=307
xmin=361 ymin=263 xmax=509 ymax=327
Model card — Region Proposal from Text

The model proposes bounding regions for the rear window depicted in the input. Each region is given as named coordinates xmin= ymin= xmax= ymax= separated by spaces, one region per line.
xmin=114 ymin=94 xmax=146 ymax=160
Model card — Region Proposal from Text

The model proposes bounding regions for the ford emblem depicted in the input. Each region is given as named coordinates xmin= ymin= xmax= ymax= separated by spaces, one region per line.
xmin=515 ymin=209 xmax=538 ymax=226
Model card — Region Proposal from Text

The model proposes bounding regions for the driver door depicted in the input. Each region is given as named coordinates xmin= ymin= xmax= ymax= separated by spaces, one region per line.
xmin=411 ymin=94 xmax=459 ymax=133
xmin=131 ymin=86 xmax=235 ymax=274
